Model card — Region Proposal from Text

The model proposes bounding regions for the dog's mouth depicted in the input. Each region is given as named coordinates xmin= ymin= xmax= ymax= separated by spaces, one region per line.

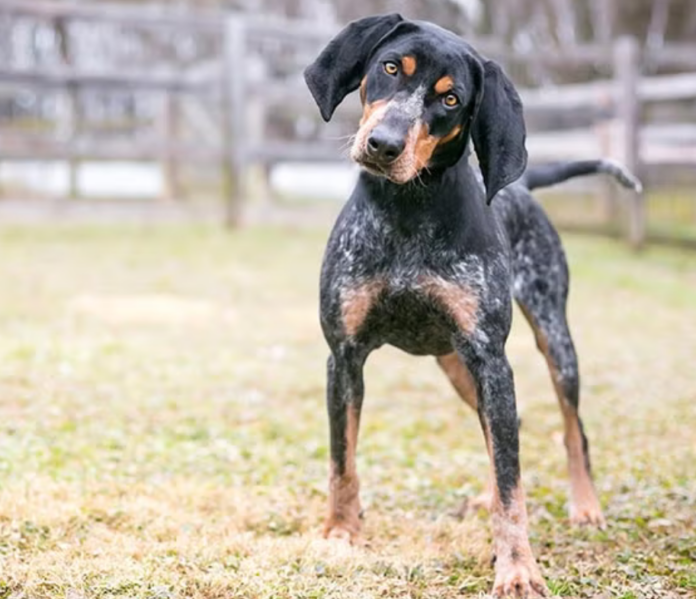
xmin=356 ymin=157 xmax=388 ymax=177
xmin=354 ymin=155 xmax=418 ymax=184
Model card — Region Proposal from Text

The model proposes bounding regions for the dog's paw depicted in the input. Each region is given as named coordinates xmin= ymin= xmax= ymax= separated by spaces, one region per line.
xmin=453 ymin=490 xmax=493 ymax=519
xmin=323 ymin=520 xmax=363 ymax=546
xmin=492 ymin=559 xmax=548 ymax=598
xmin=469 ymin=489 xmax=492 ymax=512
xmin=570 ymin=499 xmax=606 ymax=529
xmin=325 ymin=525 xmax=352 ymax=542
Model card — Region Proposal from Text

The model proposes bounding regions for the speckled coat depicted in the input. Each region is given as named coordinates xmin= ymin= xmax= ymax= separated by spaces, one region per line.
xmin=303 ymin=14 xmax=625 ymax=598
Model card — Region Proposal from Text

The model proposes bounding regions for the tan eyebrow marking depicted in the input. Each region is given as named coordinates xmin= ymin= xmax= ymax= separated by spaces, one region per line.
xmin=434 ymin=75 xmax=454 ymax=94
xmin=401 ymin=55 xmax=417 ymax=76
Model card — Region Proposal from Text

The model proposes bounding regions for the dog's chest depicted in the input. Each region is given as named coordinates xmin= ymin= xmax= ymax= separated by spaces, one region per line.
xmin=338 ymin=263 xmax=484 ymax=355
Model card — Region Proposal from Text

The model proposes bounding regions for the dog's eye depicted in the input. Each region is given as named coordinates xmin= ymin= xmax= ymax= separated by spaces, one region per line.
xmin=383 ymin=61 xmax=399 ymax=76
xmin=443 ymin=94 xmax=459 ymax=107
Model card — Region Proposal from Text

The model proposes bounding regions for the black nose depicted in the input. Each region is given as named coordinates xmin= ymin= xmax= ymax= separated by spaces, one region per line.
xmin=366 ymin=128 xmax=405 ymax=165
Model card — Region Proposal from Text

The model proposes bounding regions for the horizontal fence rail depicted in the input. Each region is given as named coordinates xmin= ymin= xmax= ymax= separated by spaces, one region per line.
xmin=0 ymin=67 xmax=214 ymax=92
xmin=1 ymin=1 xmax=696 ymax=245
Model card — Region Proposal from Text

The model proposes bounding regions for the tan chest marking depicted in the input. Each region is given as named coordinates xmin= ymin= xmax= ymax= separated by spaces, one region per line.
xmin=340 ymin=280 xmax=385 ymax=336
xmin=419 ymin=276 xmax=479 ymax=335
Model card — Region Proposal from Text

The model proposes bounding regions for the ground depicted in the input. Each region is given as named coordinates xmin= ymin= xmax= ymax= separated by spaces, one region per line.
xmin=0 ymin=225 xmax=694 ymax=599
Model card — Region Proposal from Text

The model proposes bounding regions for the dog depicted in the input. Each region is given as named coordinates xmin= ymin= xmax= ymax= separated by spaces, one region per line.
xmin=304 ymin=14 xmax=640 ymax=598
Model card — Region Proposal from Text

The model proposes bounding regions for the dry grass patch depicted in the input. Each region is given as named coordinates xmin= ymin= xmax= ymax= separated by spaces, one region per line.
xmin=0 ymin=225 xmax=694 ymax=598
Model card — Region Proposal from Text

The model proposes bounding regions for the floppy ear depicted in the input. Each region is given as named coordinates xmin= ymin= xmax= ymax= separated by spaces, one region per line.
xmin=471 ymin=60 xmax=527 ymax=204
xmin=304 ymin=14 xmax=404 ymax=122
xmin=457 ymin=54 xmax=485 ymax=158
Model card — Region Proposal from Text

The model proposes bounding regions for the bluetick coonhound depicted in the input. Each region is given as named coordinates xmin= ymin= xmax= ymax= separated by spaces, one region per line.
xmin=304 ymin=14 xmax=641 ymax=598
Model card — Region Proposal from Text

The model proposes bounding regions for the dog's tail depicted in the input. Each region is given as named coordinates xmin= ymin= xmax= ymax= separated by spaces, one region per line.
xmin=520 ymin=159 xmax=643 ymax=193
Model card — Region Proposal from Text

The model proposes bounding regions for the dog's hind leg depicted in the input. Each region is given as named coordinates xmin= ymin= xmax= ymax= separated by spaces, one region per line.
xmin=436 ymin=353 xmax=493 ymax=516
xmin=512 ymin=223 xmax=604 ymax=527
xmin=520 ymin=303 xmax=604 ymax=527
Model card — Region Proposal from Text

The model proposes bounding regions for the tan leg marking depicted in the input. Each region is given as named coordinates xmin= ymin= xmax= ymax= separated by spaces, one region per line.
xmin=521 ymin=307 xmax=604 ymax=528
xmin=434 ymin=75 xmax=455 ymax=94
xmin=561 ymin=401 xmax=604 ymax=527
xmin=437 ymin=353 xmax=478 ymax=411
xmin=471 ymin=427 xmax=495 ymax=514
xmin=420 ymin=276 xmax=479 ymax=336
xmin=490 ymin=483 xmax=548 ymax=598
xmin=324 ymin=404 xmax=362 ymax=542
xmin=437 ymin=353 xmax=492 ymax=517
xmin=340 ymin=280 xmax=385 ymax=336
xmin=401 ymin=55 xmax=417 ymax=76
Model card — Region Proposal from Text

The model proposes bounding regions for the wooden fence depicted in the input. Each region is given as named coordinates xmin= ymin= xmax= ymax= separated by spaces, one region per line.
xmin=1 ymin=1 xmax=696 ymax=246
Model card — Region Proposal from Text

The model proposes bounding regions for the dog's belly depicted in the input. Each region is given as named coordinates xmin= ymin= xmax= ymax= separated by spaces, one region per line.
xmin=366 ymin=291 xmax=455 ymax=356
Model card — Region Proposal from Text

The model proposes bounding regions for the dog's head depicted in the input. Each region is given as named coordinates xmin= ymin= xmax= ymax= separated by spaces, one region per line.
xmin=304 ymin=14 xmax=527 ymax=202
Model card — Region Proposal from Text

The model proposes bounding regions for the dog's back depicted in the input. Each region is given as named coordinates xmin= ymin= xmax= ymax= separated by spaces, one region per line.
xmin=491 ymin=160 xmax=642 ymax=299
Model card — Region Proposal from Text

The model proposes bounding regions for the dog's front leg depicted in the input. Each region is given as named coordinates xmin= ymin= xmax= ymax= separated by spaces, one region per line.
xmin=323 ymin=345 xmax=366 ymax=543
xmin=463 ymin=348 xmax=549 ymax=598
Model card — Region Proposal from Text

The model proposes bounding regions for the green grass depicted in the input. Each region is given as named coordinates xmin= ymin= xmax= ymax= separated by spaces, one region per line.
xmin=0 ymin=225 xmax=694 ymax=598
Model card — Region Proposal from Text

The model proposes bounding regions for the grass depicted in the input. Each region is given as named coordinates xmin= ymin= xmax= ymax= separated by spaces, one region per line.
xmin=0 ymin=225 xmax=694 ymax=598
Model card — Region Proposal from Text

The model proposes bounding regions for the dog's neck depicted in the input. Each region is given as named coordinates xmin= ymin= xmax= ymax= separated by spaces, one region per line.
xmin=355 ymin=157 xmax=496 ymax=247
xmin=358 ymin=158 xmax=483 ymax=213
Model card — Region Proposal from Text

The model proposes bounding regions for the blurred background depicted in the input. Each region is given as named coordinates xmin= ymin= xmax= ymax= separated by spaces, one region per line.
xmin=1 ymin=0 xmax=696 ymax=247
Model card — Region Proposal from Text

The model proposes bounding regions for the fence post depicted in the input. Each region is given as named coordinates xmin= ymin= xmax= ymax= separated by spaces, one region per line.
xmin=596 ymin=92 xmax=620 ymax=233
xmin=64 ymin=84 xmax=80 ymax=199
xmin=56 ymin=14 xmax=80 ymax=200
xmin=160 ymin=91 xmax=180 ymax=201
xmin=247 ymin=92 xmax=272 ymax=209
xmin=613 ymin=36 xmax=644 ymax=249
xmin=222 ymin=15 xmax=247 ymax=227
